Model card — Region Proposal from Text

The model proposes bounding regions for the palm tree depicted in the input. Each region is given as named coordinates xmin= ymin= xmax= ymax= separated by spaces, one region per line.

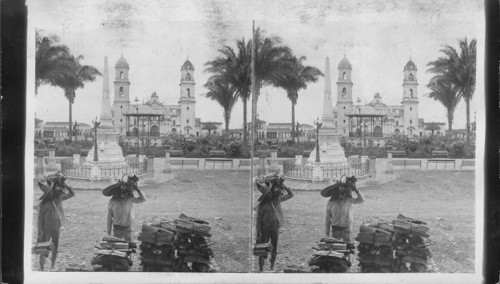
xmin=274 ymin=55 xmax=323 ymax=142
xmin=427 ymin=38 xmax=476 ymax=144
xmin=204 ymin=77 xmax=239 ymax=134
xmin=250 ymin=28 xmax=293 ymax=144
xmin=51 ymin=55 xmax=101 ymax=141
xmin=35 ymin=30 xmax=72 ymax=94
xmin=205 ymin=38 xmax=252 ymax=144
xmin=426 ymin=78 xmax=461 ymax=133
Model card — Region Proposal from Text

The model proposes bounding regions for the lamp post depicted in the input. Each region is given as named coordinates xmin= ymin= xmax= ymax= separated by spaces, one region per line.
xmin=92 ymin=117 xmax=101 ymax=162
xmin=314 ymin=117 xmax=322 ymax=163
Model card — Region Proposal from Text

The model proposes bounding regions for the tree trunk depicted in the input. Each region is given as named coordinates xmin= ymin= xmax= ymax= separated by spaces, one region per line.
xmin=465 ymin=98 xmax=470 ymax=145
xmin=243 ymin=96 xmax=248 ymax=145
xmin=291 ymin=99 xmax=295 ymax=143
xmin=68 ymin=98 xmax=73 ymax=141
xmin=447 ymin=110 xmax=453 ymax=133
xmin=224 ymin=109 xmax=230 ymax=139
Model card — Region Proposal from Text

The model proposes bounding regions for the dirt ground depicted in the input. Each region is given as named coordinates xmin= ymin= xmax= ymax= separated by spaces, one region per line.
xmin=31 ymin=170 xmax=251 ymax=273
xmin=252 ymin=170 xmax=476 ymax=273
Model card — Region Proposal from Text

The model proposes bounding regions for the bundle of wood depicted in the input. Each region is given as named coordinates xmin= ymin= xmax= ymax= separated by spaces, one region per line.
xmin=32 ymin=241 xmax=53 ymax=256
xmin=91 ymin=236 xmax=136 ymax=271
xmin=308 ymin=237 xmax=354 ymax=273
xmin=356 ymin=214 xmax=432 ymax=273
xmin=138 ymin=214 xmax=216 ymax=272
xmin=253 ymin=243 xmax=272 ymax=257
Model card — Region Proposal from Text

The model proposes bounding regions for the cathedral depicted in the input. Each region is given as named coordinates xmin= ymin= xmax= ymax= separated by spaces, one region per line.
xmin=331 ymin=56 xmax=424 ymax=146
xmin=110 ymin=56 xmax=201 ymax=145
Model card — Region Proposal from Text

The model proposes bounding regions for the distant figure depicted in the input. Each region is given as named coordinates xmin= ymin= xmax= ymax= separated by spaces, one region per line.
xmin=37 ymin=173 xmax=75 ymax=270
xmin=322 ymin=175 xmax=365 ymax=242
xmin=103 ymin=175 xmax=146 ymax=241
xmin=255 ymin=174 xmax=294 ymax=272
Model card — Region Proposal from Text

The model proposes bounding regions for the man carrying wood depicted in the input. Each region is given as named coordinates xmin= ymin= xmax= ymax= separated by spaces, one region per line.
xmin=103 ymin=175 xmax=146 ymax=241
xmin=37 ymin=173 xmax=75 ymax=270
xmin=322 ymin=175 xmax=365 ymax=242
xmin=255 ymin=175 xmax=294 ymax=272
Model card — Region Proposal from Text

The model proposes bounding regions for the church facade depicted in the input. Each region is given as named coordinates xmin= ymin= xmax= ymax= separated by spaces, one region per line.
xmin=331 ymin=57 xmax=424 ymax=146
xmin=110 ymin=56 xmax=201 ymax=145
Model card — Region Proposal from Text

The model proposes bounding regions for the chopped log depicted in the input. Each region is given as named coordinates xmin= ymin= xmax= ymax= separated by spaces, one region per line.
xmin=355 ymin=233 xmax=392 ymax=246
xmin=178 ymin=213 xmax=209 ymax=225
xmin=102 ymin=235 xmax=137 ymax=247
xmin=174 ymin=219 xmax=211 ymax=234
xmin=320 ymin=237 xmax=345 ymax=244
xmin=313 ymin=250 xmax=345 ymax=259
xmin=397 ymin=214 xmax=427 ymax=225
xmin=138 ymin=224 xmax=175 ymax=245
xmin=254 ymin=243 xmax=272 ymax=251
xmin=95 ymin=249 xmax=129 ymax=258
xmin=317 ymin=242 xmax=346 ymax=251
xmin=33 ymin=242 xmax=53 ymax=255
xmin=393 ymin=220 xmax=430 ymax=238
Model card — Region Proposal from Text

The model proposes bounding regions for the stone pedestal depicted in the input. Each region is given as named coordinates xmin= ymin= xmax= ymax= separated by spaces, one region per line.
xmin=269 ymin=151 xmax=279 ymax=173
xmin=46 ymin=149 xmax=58 ymax=172
xmin=139 ymin=155 xmax=147 ymax=163
xmin=145 ymin=156 xmax=156 ymax=184
xmin=258 ymin=156 xmax=267 ymax=178
xmin=367 ymin=156 xmax=379 ymax=185
xmin=295 ymin=155 xmax=303 ymax=167
xmin=385 ymin=152 xmax=394 ymax=174
xmin=35 ymin=155 xmax=45 ymax=179
xmin=163 ymin=152 xmax=172 ymax=173
xmin=311 ymin=163 xmax=324 ymax=182
xmin=307 ymin=127 xmax=348 ymax=165
xmin=73 ymin=154 xmax=81 ymax=165
xmin=90 ymin=162 xmax=101 ymax=181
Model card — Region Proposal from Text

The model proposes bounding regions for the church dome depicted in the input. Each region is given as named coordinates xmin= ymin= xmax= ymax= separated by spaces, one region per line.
xmin=115 ymin=56 xmax=129 ymax=68
xmin=338 ymin=57 xmax=352 ymax=69
xmin=404 ymin=60 xmax=417 ymax=71
xmin=181 ymin=59 xmax=194 ymax=70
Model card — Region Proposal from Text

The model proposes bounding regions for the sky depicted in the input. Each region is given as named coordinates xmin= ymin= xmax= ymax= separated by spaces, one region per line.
xmin=29 ymin=0 xmax=485 ymax=130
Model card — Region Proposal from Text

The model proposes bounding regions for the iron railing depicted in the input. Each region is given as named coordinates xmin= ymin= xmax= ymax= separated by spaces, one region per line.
xmin=61 ymin=156 xmax=147 ymax=179
xmin=283 ymin=157 xmax=369 ymax=181
xmin=348 ymin=132 xmax=383 ymax=138
xmin=126 ymin=131 xmax=160 ymax=137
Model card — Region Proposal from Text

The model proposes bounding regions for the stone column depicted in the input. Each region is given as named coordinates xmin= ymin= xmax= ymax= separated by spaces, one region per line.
xmin=145 ymin=156 xmax=157 ymax=184
xmin=295 ymin=155 xmax=303 ymax=167
xmin=46 ymin=149 xmax=58 ymax=171
xmin=163 ymin=152 xmax=172 ymax=173
xmin=367 ymin=156 xmax=379 ymax=185
xmin=258 ymin=155 xmax=267 ymax=178
xmin=35 ymin=155 xmax=45 ymax=179
xmin=269 ymin=150 xmax=279 ymax=173
xmin=312 ymin=162 xmax=323 ymax=183
xmin=90 ymin=161 xmax=101 ymax=181
xmin=73 ymin=154 xmax=81 ymax=165
xmin=385 ymin=152 xmax=394 ymax=174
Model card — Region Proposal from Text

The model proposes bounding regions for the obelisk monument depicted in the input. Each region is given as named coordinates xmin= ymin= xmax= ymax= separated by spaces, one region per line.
xmin=86 ymin=56 xmax=126 ymax=163
xmin=308 ymin=57 xmax=348 ymax=165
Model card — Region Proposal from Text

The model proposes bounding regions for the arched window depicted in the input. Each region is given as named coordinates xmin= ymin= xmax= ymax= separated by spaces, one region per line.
xmin=120 ymin=71 xmax=124 ymax=79
xmin=171 ymin=128 xmax=177 ymax=133
xmin=187 ymin=88 xmax=190 ymax=97
xmin=186 ymin=73 xmax=191 ymax=80
xmin=395 ymin=128 xmax=400 ymax=134
xmin=408 ymin=73 xmax=414 ymax=81
xmin=119 ymin=86 xmax=124 ymax=96
xmin=343 ymin=72 xmax=346 ymax=80
xmin=342 ymin=87 xmax=347 ymax=97
xmin=374 ymin=126 xmax=382 ymax=137
xmin=410 ymin=89 xmax=413 ymax=98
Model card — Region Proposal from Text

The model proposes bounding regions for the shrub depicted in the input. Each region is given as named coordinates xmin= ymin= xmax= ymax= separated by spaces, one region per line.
xmin=282 ymin=159 xmax=296 ymax=174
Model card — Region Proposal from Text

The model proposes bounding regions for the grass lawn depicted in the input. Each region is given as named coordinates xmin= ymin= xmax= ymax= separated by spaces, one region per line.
xmin=31 ymin=170 xmax=251 ymax=273
xmin=252 ymin=170 xmax=476 ymax=273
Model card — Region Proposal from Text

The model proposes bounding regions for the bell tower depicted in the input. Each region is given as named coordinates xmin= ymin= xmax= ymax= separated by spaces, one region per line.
xmin=336 ymin=56 xmax=354 ymax=135
xmin=402 ymin=59 xmax=419 ymax=135
xmin=179 ymin=59 xmax=196 ymax=136
xmin=112 ymin=55 xmax=131 ymax=135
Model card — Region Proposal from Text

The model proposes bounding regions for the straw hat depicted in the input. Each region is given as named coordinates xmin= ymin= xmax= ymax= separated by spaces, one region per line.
xmin=320 ymin=178 xmax=341 ymax=197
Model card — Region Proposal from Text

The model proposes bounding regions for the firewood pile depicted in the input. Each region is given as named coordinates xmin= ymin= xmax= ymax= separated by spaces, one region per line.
xmin=91 ymin=236 xmax=136 ymax=271
xmin=356 ymin=214 xmax=432 ymax=272
xmin=308 ymin=237 xmax=355 ymax=273
xmin=32 ymin=241 xmax=53 ymax=256
xmin=253 ymin=243 xmax=272 ymax=257
xmin=138 ymin=213 xmax=216 ymax=272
